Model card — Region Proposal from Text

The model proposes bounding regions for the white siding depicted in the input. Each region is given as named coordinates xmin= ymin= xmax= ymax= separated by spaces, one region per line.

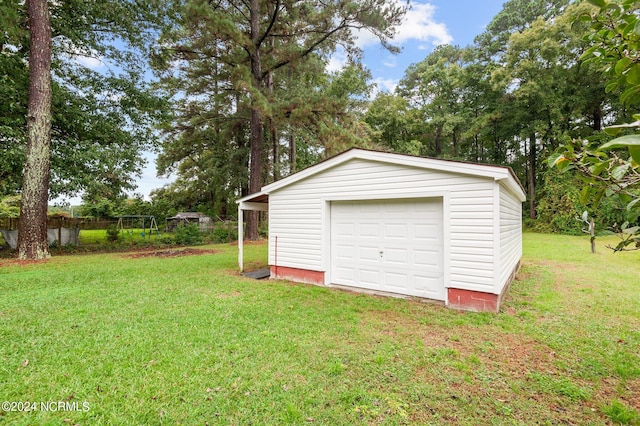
xmin=498 ymin=182 xmax=522 ymax=292
xmin=268 ymin=158 xmax=498 ymax=293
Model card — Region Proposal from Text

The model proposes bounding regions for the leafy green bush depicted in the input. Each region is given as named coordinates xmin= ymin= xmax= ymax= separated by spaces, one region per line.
xmin=158 ymin=235 xmax=174 ymax=245
xmin=0 ymin=195 xmax=20 ymax=218
xmin=533 ymin=168 xmax=626 ymax=235
xmin=174 ymin=223 xmax=202 ymax=245
xmin=105 ymin=225 xmax=121 ymax=242
xmin=206 ymin=224 xmax=238 ymax=243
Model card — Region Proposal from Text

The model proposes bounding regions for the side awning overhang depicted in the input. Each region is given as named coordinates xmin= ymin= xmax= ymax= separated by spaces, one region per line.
xmin=237 ymin=191 xmax=269 ymax=272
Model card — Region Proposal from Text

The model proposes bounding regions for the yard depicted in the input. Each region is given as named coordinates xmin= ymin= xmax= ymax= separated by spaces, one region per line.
xmin=0 ymin=233 xmax=638 ymax=425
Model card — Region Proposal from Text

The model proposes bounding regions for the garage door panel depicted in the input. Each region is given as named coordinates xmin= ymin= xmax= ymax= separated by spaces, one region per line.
xmin=384 ymin=272 xmax=408 ymax=289
xmin=385 ymin=247 xmax=408 ymax=264
xmin=359 ymin=245 xmax=380 ymax=262
xmin=414 ymin=202 xmax=440 ymax=213
xmin=334 ymin=266 xmax=355 ymax=282
xmin=385 ymin=223 xmax=408 ymax=239
xmin=334 ymin=223 xmax=354 ymax=237
xmin=331 ymin=198 xmax=444 ymax=300
xmin=334 ymin=244 xmax=354 ymax=259
xmin=414 ymin=224 xmax=439 ymax=239
xmin=414 ymin=249 xmax=438 ymax=266
xmin=359 ymin=269 xmax=380 ymax=287
xmin=414 ymin=276 xmax=441 ymax=296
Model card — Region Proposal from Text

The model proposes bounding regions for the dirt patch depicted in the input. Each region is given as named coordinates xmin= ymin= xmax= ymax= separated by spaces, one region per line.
xmin=124 ymin=248 xmax=219 ymax=259
xmin=230 ymin=239 xmax=267 ymax=246
xmin=595 ymin=377 xmax=640 ymax=411
xmin=0 ymin=259 xmax=49 ymax=267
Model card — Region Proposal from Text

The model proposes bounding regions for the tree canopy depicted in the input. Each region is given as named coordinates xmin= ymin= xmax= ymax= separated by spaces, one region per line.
xmin=0 ymin=0 xmax=172 ymax=201
xmin=5 ymin=0 xmax=640 ymax=249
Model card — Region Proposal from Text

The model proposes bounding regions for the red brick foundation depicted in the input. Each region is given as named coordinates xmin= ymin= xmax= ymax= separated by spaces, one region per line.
xmin=447 ymin=261 xmax=521 ymax=313
xmin=447 ymin=288 xmax=499 ymax=313
xmin=270 ymin=266 xmax=325 ymax=285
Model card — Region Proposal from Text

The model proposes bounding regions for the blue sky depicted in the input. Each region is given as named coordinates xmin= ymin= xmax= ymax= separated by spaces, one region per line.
xmin=58 ymin=0 xmax=507 ymax=205
xmin=357 ymin=0 xmax=505 ymax=93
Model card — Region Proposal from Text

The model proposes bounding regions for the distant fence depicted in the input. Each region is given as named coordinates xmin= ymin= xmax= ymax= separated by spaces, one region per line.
xmin=0 ymin=217 xmax=84 ymax=249
xmin=0 ymin=215 xmax=240 ymax=248
xmin=0 ymin=217 xmax=126 ymax=231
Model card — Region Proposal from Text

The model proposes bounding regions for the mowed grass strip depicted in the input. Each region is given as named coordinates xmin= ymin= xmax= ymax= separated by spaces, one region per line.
xmin=0 ymin=234 xmax=638 ymax=425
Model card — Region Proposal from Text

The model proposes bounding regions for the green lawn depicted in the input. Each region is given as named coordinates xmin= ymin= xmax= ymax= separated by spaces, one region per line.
xmin=78 ymin=229 xmax=166 ymax=245
xmin=0 ymin=234 xmax=638 ymax=425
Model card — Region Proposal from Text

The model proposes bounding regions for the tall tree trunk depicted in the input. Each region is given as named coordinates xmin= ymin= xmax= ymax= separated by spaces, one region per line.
xmin=434 ymin=125 xmax=443 ymax=157
xmin=493 ymin=119 xmax=501 ymax=163
xmin=245 ymin=0 xmax=262 ymax=241
xmin=528 ymin=133 xmax=536 ymax=220
xmin=289 ymin=132 xmax=296 ymax=174
xmin=18 ymin=0 xmax=52 ymax=260
xmin=593 ymin=106 xmax=602 ymax=131
xmin=271 ymin=124 xmax=278 ymax=181
xmin=267 ymin=69 xmax=278 ymax=181
xmin=452 ymin=131 xmax=457 ymax=157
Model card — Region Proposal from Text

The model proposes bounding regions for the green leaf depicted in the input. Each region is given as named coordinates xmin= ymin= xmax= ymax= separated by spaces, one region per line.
xmin=626 ymin=64 xmax=640 ymax=85
xmin=612 ymin=163 xmax=630 ymax=180
xmin=627 ymin=197 xmax=640 ymax=211
xmin=604 ymin=81 xmax=619 ymax=94
xmin=580 ymin=186 xmax=591 ymax=205
xmin=620 ymin=86 xmax=640 ymax=106
xmin=592 ymin=188 xmax=605 ymax=208
xmin=635 ymin=19 xmax=640 ymax=35
xmin=600 ymin=134 xmax=640 ymax=150
xmin=615 ymin=57 xmax=632 ymax=74
xmin=622 ymin=226 xmax=640 ymax=235
xmin=629 ymin=146 xmax=640 ymax=164
xmin=588 ymin=161 xmax=608 ymax=176
xmin=580 ymin=46 xmax=606 ymax=62
xmin=586 ymin=0 xmax=606 ymax=7
xmin=604 ymin=121 xmax=640 ymax=136
xmin=623 ymin=20 xmax=637 ymax=36
xmin=548 ymin=152 xmax=571 ymax=169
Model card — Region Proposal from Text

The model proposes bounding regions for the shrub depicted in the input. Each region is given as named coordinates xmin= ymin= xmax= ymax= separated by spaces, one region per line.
xmin=207 ymin=224 xmax=238 ymax=243
xmin=174 ymin=223 xmax=202 ymax=245
xmin=105 ymin=225 xmax=121 ymax=242
xmin=534 ymin=168 xmax=626 ymax=235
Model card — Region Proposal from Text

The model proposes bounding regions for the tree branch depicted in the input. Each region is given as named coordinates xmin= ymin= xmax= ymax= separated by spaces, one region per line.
xmin=256 ymin=0 xmax=280 ymax=50
xmin=262 ymin=20 xmax=349 ymax=79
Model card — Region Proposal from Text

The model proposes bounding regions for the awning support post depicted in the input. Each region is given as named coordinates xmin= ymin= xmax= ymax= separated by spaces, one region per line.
xmin=238 ymin=204 xmax=244 ymax=272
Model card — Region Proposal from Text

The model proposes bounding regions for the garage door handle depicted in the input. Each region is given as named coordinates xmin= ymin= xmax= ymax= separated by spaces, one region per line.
xmin=379 ymin=250 xmax=384 ymax=257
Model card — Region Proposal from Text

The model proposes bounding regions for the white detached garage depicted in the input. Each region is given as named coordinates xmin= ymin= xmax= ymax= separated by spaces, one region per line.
xmin=237 ymin=149 xmax=526 ymax=312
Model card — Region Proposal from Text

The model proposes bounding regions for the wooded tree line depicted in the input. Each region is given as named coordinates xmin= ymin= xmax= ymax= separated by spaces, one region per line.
xmin=2 ymin=0 xmax=639 ymax=258
xmin=153 ymin=0 xmax=636 ymax=236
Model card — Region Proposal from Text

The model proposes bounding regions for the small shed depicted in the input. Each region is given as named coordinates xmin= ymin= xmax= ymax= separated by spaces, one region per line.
xmin=166 ymin=212 xmax=212 ymax=232
xmin=237 ymin=149 xmax=526 ymax=312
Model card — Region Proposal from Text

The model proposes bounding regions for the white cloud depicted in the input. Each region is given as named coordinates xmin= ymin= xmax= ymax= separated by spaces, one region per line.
xmin=75 ymin=55 xmax=105 ymax=70
xmin=56 ymin=39 xmax=106 ymax=70
xmin=383 ymin=56 xmax=397 ymax=68
xmin=372 ymin=77 xmax=399 ymax=97
xmin=326 ymin=47 xmax=348 ymax=73
xmin=355 ymin=1 xmax=453 ymax=49
xmin=394 ymin=2 xmax=452 ymax=46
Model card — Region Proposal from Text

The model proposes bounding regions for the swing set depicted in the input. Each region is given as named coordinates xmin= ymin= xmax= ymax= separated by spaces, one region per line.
xmin=116 ymin=215 xmax=161 ymax=239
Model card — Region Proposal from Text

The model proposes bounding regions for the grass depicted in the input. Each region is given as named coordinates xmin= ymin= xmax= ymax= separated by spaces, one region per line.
xmin=0 ymin=233 xmax=638 ymax=425
xmin=78 ymin=229 xmax=167 ymax=245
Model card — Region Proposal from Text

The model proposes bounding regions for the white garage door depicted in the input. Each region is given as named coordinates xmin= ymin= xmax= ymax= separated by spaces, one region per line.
xmin=331 ymin=198 xmax=444 ymax=300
